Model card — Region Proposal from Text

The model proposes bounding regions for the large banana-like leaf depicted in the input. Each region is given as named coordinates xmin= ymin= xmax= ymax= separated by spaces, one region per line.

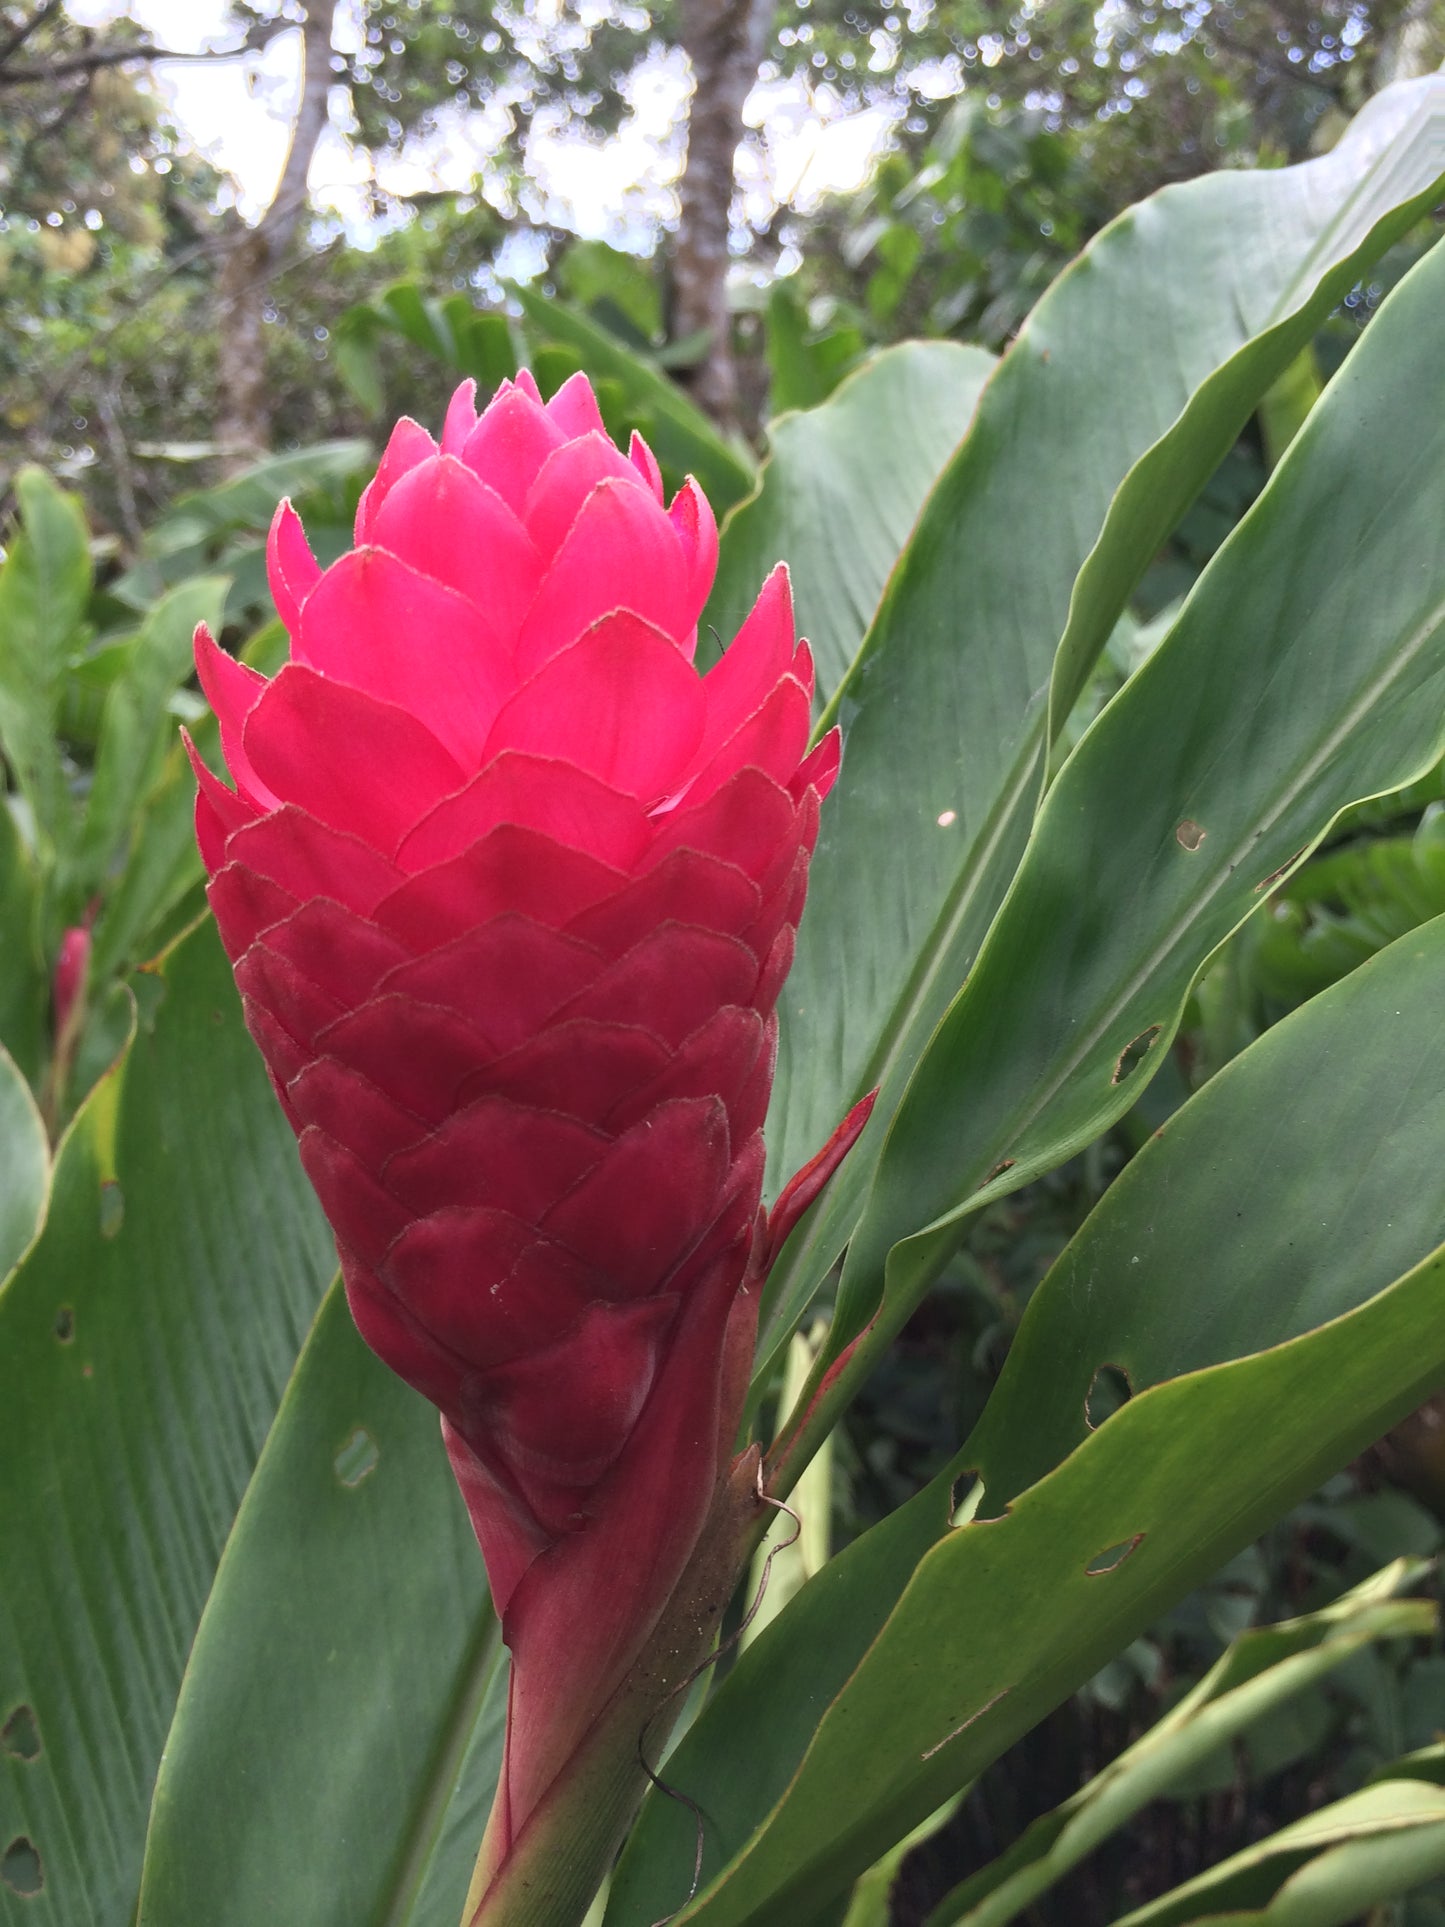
xmin=761 ymin=75 xmax=1445 ymax=1350
xmin=136 ymin=1281 xmax=505 ymax=1927
xmin=0 ymin=925 xmax=334 ymax=1927
xmin=820 ymin=198 xmax=1445 ymax=1376
xmin=703 ymin=341 xmax=994 ymax=703
xmin=606 ymin=912 xmax=1445 ymax=1926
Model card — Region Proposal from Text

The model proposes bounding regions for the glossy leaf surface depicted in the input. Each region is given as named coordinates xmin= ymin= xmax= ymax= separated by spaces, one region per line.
xmin=761 ymin=76 xmax=1445 ymax=1330
xmin=830 ymin=209 xmax=1445 ymax=1361
xmin=607 ymin=913 xmax=1445 ymax=1926
xmin=0 ymin=1039 xmax=47 ymax=1279
xmin=137 ymin=1280 xmax=505 ymax=1927
xmin=0 ymin=923 xmax=333 ymax=1926
xmin=703 ymin=342 xmax=993 ymax=701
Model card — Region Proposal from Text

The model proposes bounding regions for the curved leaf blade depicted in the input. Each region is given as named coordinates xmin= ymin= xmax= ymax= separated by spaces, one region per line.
xmin=703 ymin=342 xmax=994 ymax=703
xmin=614 ymin=1246 xmax=1445 ymax=1927
xmin=0 ymin=923 xmax=334 ymax=1926
xmin=928 ymin=1564 xmax=1436 ymax=1927
xmin=835 ymin=211 xmax=1445 ymax=1356
xmin=0 ymin=1037 xmax=47 ymax=1279
xmin=1110 ymin=1780 xmax=1445 ymax=1926
xmin=761 ymin=75 xmax=1445 ymax=1355
xmin=608 ymin=910 xmax=1445 ymax=1927
xmin=137 ymin=1281 xmax=504 ymax=1927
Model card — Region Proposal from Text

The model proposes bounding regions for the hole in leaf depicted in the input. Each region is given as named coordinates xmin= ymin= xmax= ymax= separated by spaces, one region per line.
xmin=334 ymin=1427 xmax=379 ymax=1488
xmin=1 ymin=1838 xmax=42 ymax=1897
xmin=1111 ymin=1026 xmax=1160 ymax=1086
xmin=949 ymin=1476 xmax=984 ymax=1528
xmin=1 ymin=1707 xmax=39 ymax=1761
xmin=1085 ymin=1363 xmax=1133 ymax=1430
xmin=99 ymin=1181 xmax=124 ymax=1239
xmin=1086 ymin=1534 xmax=1144 ymax=1577
xmin=1175 ymin=819 xmax=1206 ymax=851
xmin=52 ymin=1308 xmax=74 ymax=1345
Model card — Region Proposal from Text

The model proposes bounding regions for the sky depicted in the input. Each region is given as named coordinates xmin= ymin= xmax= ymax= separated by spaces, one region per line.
xmin=64 ymin=0 xmax=894 ymax=251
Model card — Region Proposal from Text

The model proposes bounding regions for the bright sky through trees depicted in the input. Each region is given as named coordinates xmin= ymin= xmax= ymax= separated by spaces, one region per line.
xmin=63 ymin=0 xmax=892 ymax=243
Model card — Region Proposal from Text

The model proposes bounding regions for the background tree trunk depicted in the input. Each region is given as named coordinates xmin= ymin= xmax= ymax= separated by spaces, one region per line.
xmin=672 ymin=0 xmax=775 ymax=433
xmin=215 ymin=1 xmax=337 ymax=471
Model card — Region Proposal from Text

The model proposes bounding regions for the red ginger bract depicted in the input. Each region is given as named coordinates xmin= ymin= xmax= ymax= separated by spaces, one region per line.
xmin=189 ymin=370 xmax=860 ymax=1869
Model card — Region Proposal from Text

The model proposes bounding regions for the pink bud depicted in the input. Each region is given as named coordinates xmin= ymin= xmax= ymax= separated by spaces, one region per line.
xmin=52 ymin=924 xmax=92 ymax=1043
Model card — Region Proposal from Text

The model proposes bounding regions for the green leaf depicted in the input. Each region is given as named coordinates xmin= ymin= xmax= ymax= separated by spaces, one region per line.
xmin=75 ymin=577 xmax=228 ymax=914
xmin=1109 ymin=1780 xmax=1445 ymax=1926
xmin=703 ymin=342 xmax=994 ymax=705
xmin=966 ymin=913 xmax=1445 ymax=1507
xmin=0 ymin=801 xmax=46 ymax=1087
xmin=764 ymin=284 xmax=864 ymax=416
xmin=111 ymin=442 xmax=371 ymax=612
xmin=760 ymin=76 xmax=1445 ymax=1353
xmin=334 ymin=305 xmax=389 ymax=417
xmin=555 ymin=241 xmax=664 ymax=346
xmin=380 ymin=281 xmax=456 ymax=359
xmin=830 ymin=205 xmax=1445 ymax=1370
xmin=606 ymin=912 xmax=1445 ymax=1927
xmin=136 ymin=1279 xmax=505 ymax=1927
xmin=0 ymin=921 xmax=334 ymax=1926
xmin=926 ymin=1563 xmax=1435 ymax=1927
xmin=0 ymin=469 xmax=92 ymax=857
xmin=842 ymin=1798 xmax=962 ymax=1927
xmin=1248 ymin=807 xmax=1445 ymax=1005
xmin=86 ymin=738 xmax=211 ymax=988
xmin=514 ymin=288 xmax=755 ymax=513
xmin=449 ymin=305 xmax=520 ymax=390
xmin=1258 ymin=343 xmax=1323 ymax=470
xmin=0 ymin=1036 xmax=48 ymax=1279
xmin=611 ymin=1247 xmax=1445 ymax=1927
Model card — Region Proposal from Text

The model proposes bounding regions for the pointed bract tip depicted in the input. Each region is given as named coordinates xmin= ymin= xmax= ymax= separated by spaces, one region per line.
xmin=443 ymin=379 xmax=480 ymax=453
xmin=761 ymin=1088 xmax=877 ymax=1275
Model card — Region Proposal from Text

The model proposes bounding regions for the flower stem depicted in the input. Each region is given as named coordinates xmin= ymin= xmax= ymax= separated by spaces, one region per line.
xmin=462 ymin=1452 xmax=766 ymax=1927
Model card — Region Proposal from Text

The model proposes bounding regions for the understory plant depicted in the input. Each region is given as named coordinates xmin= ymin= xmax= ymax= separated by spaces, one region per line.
xmin=2 ymin=71 xmax=1445 ymax=1927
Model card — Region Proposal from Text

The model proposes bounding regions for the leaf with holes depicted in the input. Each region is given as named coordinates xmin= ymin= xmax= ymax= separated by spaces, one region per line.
xmin=0 ymin=921 xmax=334 ymax=1927
xmin=818 ymin=200 xmax=1445 ymax=1400
xmin=604 ymin=911 xmax=1445 ymax=1927
xmin=759 ymin=75 xmax=1445 ymax=1355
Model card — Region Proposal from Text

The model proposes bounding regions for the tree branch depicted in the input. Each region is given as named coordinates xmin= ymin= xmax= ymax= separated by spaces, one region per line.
xmin=0 ymin=17 xmax=279 ymax=87
xmin=0 ymin=0 xmax=63 ymax=70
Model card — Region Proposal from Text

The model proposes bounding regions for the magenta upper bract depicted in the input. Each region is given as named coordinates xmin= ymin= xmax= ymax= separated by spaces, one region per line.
xmin=189 ymin=369 xmax=840 ymax=1850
